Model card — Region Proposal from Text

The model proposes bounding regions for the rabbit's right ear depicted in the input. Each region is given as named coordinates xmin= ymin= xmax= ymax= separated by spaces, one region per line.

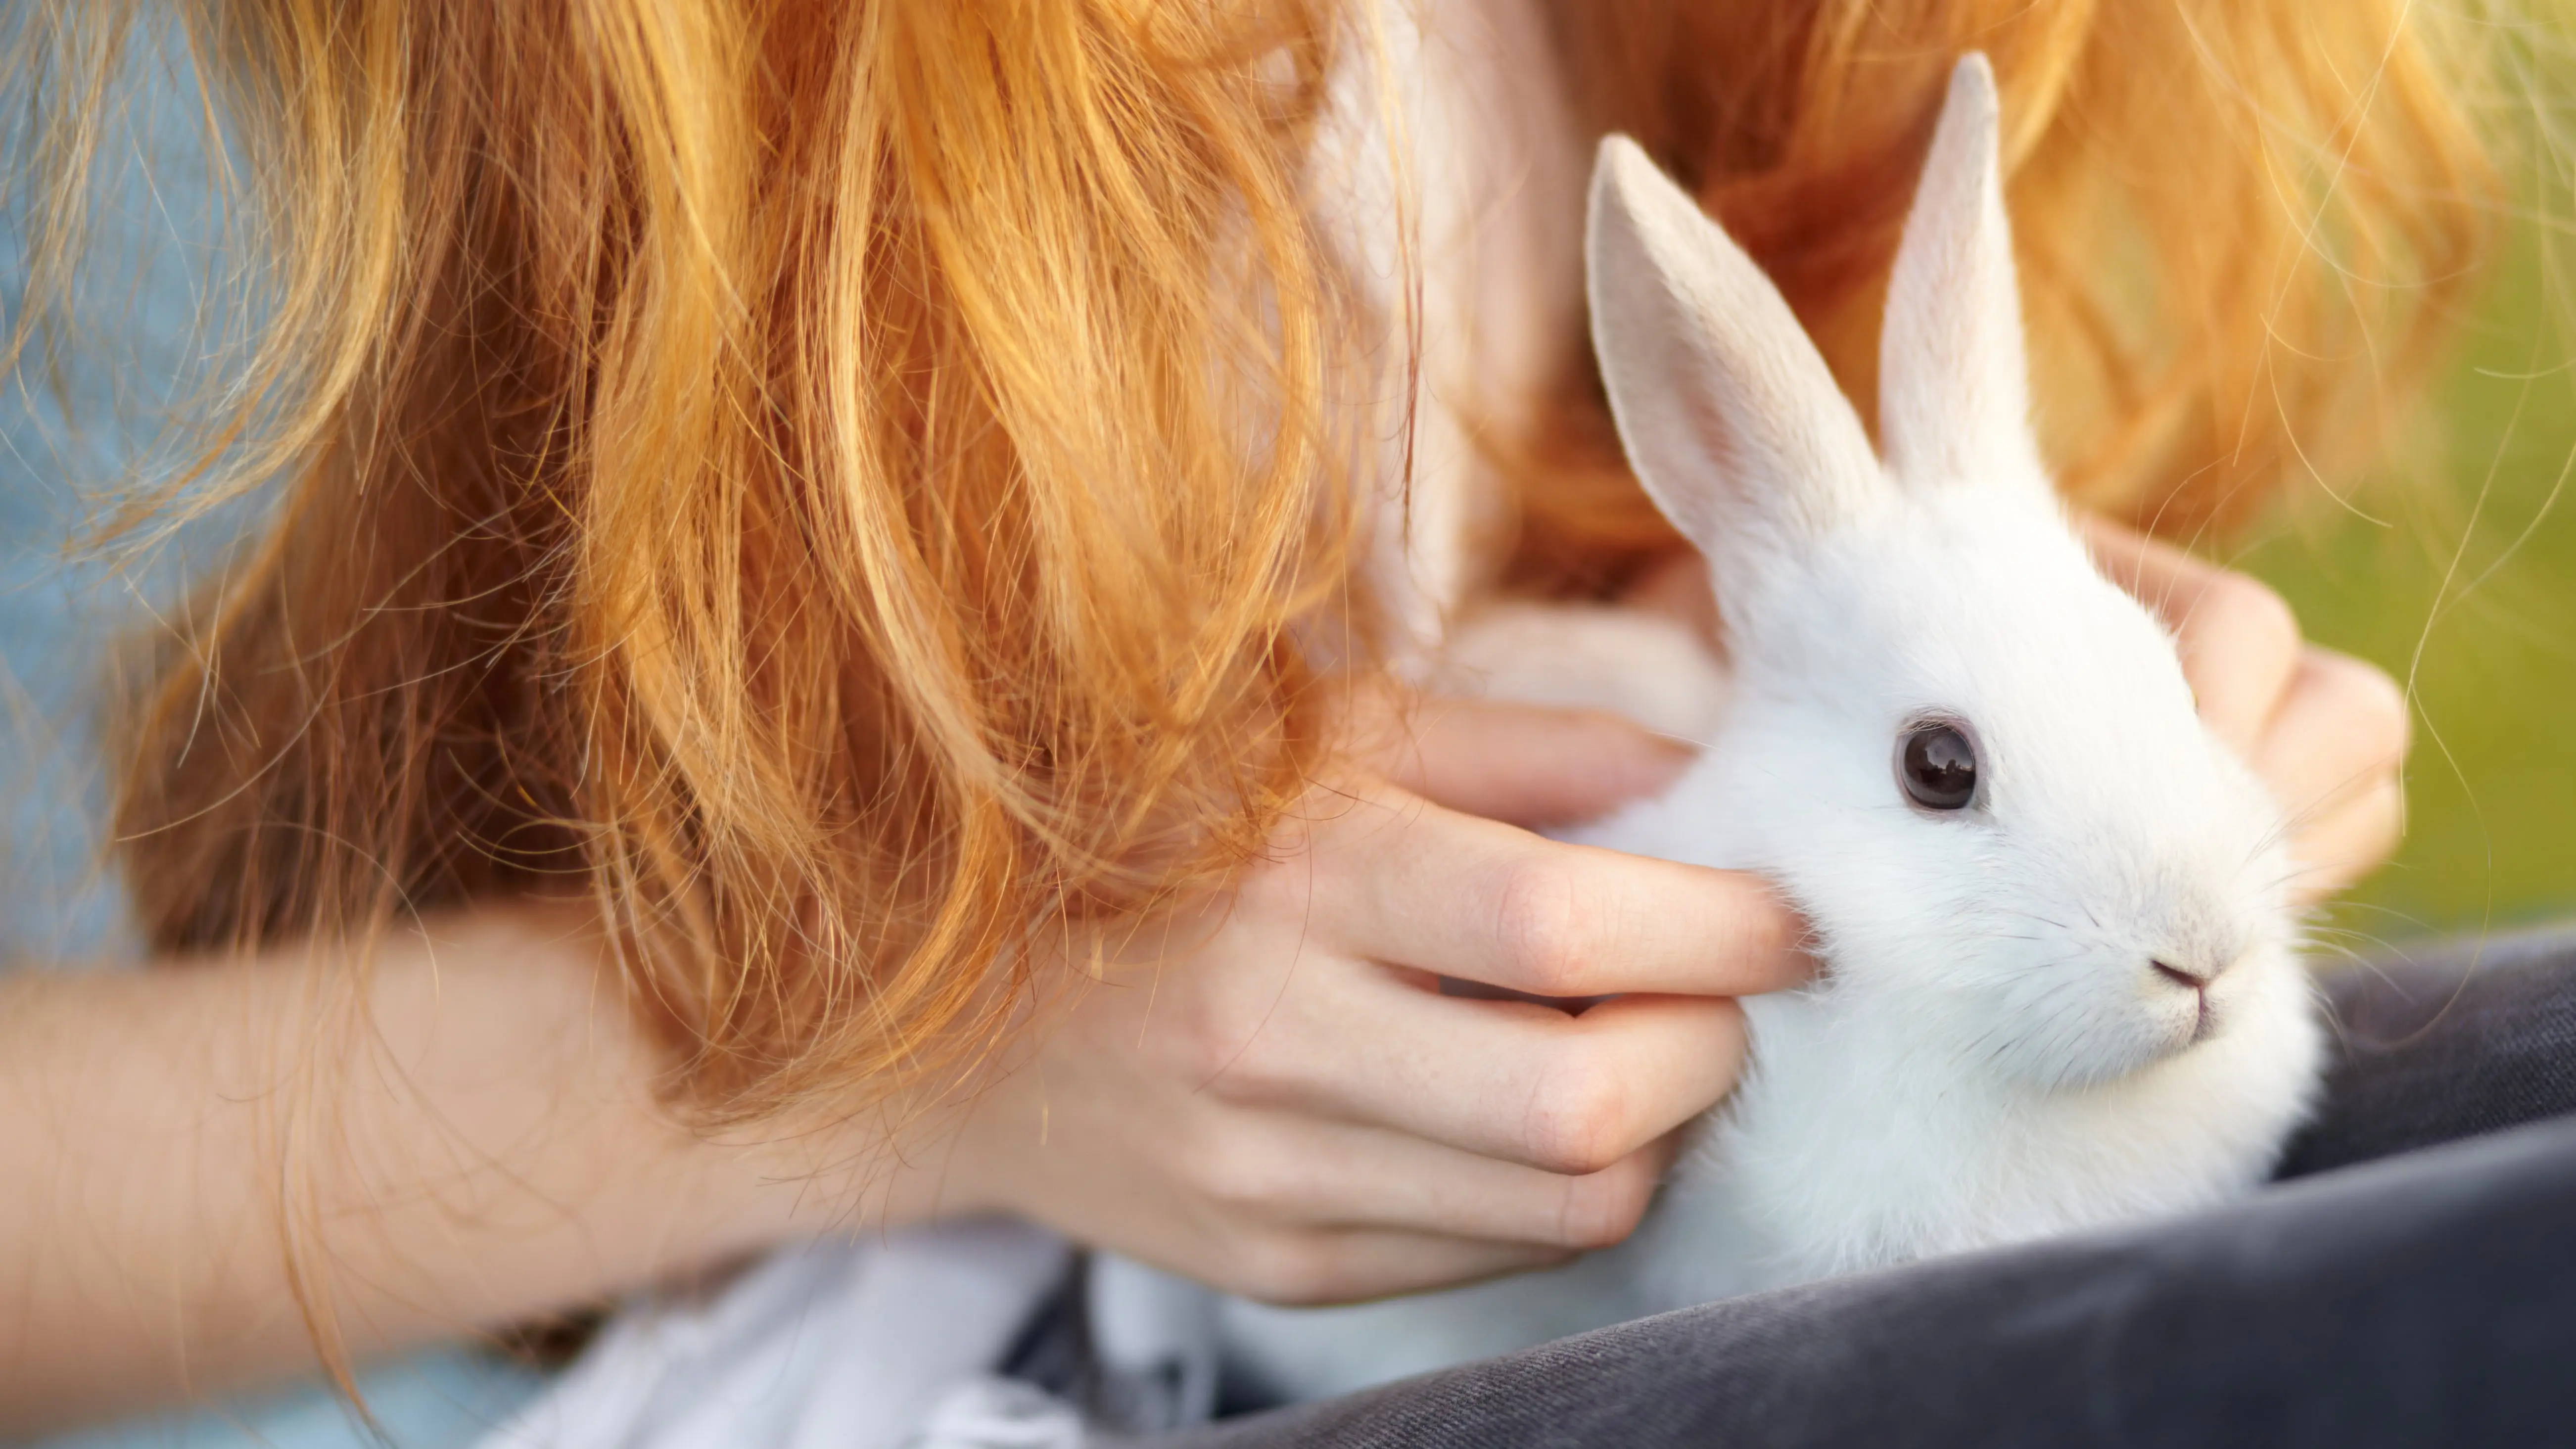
xmin=1587 ymin=137 xmax=1880 ymax=578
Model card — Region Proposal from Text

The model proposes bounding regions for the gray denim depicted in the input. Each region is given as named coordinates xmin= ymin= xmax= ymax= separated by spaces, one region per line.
xmin=1109 ymin=928 xmax=2576 ymax=1449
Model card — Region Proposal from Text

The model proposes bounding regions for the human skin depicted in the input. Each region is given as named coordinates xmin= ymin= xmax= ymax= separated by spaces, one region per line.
xmin=0 ymin=525 xmax=2405 ymax=1433
xmin=934 ymin=694 xmax=1813 ymax=1306
xmin=0 ymin=695 xmax=1789 ymax=1433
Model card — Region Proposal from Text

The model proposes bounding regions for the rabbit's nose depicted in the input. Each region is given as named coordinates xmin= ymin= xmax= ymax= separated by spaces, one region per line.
xmin=2152 ymin=945 xmax=2251 ymax=991
xmin=2151 ymin=957 xmax=2227 ymax=1043
xmin=2150 ymin=958 xmax=2216 ymax=990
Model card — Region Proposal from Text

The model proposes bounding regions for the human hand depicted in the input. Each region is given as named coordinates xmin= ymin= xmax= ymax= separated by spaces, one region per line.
xmin=2080 ymin=516 xmax=2409 ymax=905
xmin=934 ymin=693 xmax=1809 ymax=1305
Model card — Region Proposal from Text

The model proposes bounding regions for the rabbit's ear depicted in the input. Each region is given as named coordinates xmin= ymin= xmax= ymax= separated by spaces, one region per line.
xmin=1588 ymin=136 xmax=1880 ymax=573
xmin=1878 ymin=55 xmax=2042 ymax=489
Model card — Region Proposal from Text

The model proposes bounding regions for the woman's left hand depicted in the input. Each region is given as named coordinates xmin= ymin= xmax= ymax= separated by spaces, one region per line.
xmin=2080 ymin=516 xmax=2409 ymax=906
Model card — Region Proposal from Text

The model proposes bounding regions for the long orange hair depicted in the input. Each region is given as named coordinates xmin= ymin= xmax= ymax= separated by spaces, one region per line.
xmin=1510 ymin=0 xmax=2500 ymax=590
xmin=7 ymin=0 xmax=2504 ymax=1129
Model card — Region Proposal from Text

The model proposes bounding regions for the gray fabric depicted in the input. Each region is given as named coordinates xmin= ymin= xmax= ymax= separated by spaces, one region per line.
xmin=1143 ymin=933 xmax=2576 ymax=1449
xmin=2284 ymin=924 xmax=2576 ymax=1176
xmin=1151 ymin=1112 xmax=2576 ymax=1449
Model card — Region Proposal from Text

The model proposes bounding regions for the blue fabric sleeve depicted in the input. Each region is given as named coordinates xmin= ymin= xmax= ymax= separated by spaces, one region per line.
xmin=2 ymin=12 xmax=554 ymax=1443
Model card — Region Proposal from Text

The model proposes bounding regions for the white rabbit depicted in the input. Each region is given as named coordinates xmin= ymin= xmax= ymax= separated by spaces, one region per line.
xmin=1214 ymin=54 xmax=2325 ymax=1403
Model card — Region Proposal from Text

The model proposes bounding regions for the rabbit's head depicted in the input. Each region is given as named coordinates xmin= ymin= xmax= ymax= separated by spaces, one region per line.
xmin=1588 ymin=56 xmax=2310 ymax=1093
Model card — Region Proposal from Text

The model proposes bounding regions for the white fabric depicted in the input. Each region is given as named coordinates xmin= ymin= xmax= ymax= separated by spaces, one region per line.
xmin=1084 ymin=1254 xmax=1223 ymax=1432
xmin=906 ymin=1379 xmax=1087 ymax=1448
xmin=474 ymin=1222 xmax=1077 ymax=1449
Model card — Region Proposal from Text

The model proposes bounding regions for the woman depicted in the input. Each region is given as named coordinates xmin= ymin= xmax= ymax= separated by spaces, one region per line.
xmin=1 ymin=0 xmax=2560 ymax=1443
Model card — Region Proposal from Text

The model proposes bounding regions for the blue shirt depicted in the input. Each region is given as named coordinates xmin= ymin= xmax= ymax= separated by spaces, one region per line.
xmin=2 ymin=13 xmax=549 ymax=1443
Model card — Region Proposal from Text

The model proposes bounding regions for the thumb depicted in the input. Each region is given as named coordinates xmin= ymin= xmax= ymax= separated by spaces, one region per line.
xmin=1361 ymin=692 xmax=1696 ymax=828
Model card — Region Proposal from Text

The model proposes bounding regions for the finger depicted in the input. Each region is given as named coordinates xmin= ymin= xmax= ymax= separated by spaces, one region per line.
xmin=2282 ymin=775 xmax=2405 ymax=907
xmin=1278 ymin=778 xmax=1811 ymax=998
xmin=2250 ymin=646 xmax=2411 ymax=824
xmin=1618 ymin=548 xmax=1722 ymax=645
xmin=1367 ymin=694 xmax=1696 ymax=828
xmin=1205 ymin=963 xmax=1747 ymax=1174
xmin=2081 ymin=518 xmax=2301 ymax=751
xmin=1192 ymin=1105 xmax=1677 ymax=1249
xmin=1220 ymin=1226 xmax=1572 ymax=1306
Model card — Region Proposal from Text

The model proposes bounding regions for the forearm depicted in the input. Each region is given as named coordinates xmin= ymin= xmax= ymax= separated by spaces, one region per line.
xmin=0 ymin=904 xmax=918 ymax=1433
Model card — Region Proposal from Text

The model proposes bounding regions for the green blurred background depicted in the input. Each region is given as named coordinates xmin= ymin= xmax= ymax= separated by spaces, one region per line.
xmin=2237 ymin=101 xmax=2576 ymax=942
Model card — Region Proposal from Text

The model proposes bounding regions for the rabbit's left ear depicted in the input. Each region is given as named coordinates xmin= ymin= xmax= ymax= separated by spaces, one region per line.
xmin=1879 ymin=55 xmax=2044 ymax=490
xmin=1587 ymin=136 xmax=1881 ymax=580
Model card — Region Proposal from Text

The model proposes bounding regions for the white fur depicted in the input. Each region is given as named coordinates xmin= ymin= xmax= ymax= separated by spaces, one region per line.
xmin=1221 ymin=56 xmax=2323 ymax=1401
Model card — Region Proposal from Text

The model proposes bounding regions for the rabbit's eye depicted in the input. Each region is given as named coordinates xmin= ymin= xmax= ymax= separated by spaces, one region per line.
xmin=1899 ymin=722 xmax=1978 ymax=811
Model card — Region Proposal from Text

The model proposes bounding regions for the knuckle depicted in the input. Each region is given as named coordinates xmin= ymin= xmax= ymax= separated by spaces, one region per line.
xmin=1729 ymin=888 xmax=1803 ymax=970
xmin=1193 ymin=1136 xmax=1297 ymax=1216
xmin=1493 ymin=860 xmax=1604 ymax=995
xmin=1232 ymin=1232 xmax=1339 ymax=1305
xmin=2317 ymin=653 xmax=2411 ymax=759
xmin=1232 ymin=859 xmax=1307 ymax=921
xmin=1190 ymin=1039 xmax=1270 ymax=1103
xmin=1697 ymin=998 xmax=1752 ymax=1082
xmin=1166 ymin=1000 xmax=1247 ymax=1087
xmin=1167 ymin=994 xmax=1284 ymax=1100
xmin=1522 ymin=1054 xmax=1633 ymax=1175
xmin=1556 ymin=1159 xmax=1659 ymax=1251
xmin=2364 ymin=777 xmax=2408 ymax=840
xmin=2203 ymin=574 xmax=2301 ymax=660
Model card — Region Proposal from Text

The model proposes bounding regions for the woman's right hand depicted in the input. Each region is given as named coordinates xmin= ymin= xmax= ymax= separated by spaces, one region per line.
xmin=936 ymin=693 xmax=1810 ymax=1305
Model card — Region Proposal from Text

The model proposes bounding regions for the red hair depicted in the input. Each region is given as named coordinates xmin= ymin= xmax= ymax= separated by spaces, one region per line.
xmin=2 ymin=0 xmax=2503 ymax=1126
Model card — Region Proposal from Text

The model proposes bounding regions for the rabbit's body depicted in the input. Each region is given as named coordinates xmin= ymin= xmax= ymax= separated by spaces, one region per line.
xmin=1576 ymin=495 xmax=2322 ymax=1299
xmin=1214 ymin=56 xmax=2324 ymax=1405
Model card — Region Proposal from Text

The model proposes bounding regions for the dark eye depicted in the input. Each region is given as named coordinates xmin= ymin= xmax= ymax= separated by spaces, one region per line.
xmin=1898 ymin=721 xmax=1979 ymax=811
